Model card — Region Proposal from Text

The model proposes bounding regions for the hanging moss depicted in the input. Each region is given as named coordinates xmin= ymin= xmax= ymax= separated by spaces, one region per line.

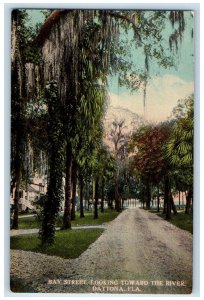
xmin=169 ymin=11 xmax=185 ymax=52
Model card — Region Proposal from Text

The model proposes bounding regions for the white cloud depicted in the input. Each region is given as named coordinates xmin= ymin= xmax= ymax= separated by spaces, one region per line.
xmin=108 ymin=74 xmax=194 ymax=122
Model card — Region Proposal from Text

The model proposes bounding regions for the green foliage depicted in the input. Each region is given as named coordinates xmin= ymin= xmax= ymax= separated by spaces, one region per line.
xmin=11 ymin=9 xmax=46 ymax=195
xmin=129 ymin=95 xmax=193 ymax=212
xmin=25 ymin=94 xmax=47 ymax=118
xmin=11 ymin=229 xmax=103 ymax=259
xmin=119 ymin=171 xmax=138 ymax=200
xmin=16 ymin=9 xmax=41 ymax=64
xmin=129 ymin=122 xmax=173 ymax=185
xmin=165 ymin=95 xmax=193 ymax=168
xmin=11 ymin=10 xmax=32 ymax=229
xmin=165 ymin=95 xmax=193 ymax=190
xmin=40 ymin=9 xmax=53 ymax=19
xmin=113 ymin=10 xmax=178 ymax=92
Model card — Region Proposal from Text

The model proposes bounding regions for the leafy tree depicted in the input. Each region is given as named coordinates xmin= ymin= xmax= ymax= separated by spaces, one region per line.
xmin=129 ymin=122 xmax=176 ymax=218
xmin=92 ymin=145 xmax=116 ymax=218
xmin=11 ymin=10 xmax=33 ymax=229
xmin=108 ymin=119 xmax=129 ymax=211
xmin=98 ymin=148 xmax=116 ymax=213
xmin=165 ymin=95 xmax=193 ymax=214
xmin=11 ymin=9 xmax=47 ymax=229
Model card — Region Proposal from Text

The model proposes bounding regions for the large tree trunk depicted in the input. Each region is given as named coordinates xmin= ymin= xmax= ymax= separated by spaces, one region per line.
xmin=62 ymin=144 xmax=72 ymax=229
xmin=79 ymin=174 xmax=85 ymax=218
xmin=122 ymin=198 xmax=124 ymax=210
xmin=12 ymin=178 xmax=20 ymax=229
xmin=115 ymin=177 xmax=121 ymax=212
xmin=86 ymin=183 xmax=90 ymax=211
xmin=11 ymin=11 xmax=25 ymax=231
xmin=163 ymin=197 xmax=167 ymax=214
xmin=40 ymin=82 xmax=65 ymax=244
xmin=185 ymin=189 xmax=192 ymax=214
xmin=157 ymin=186 xmax=160 ymax=213
xmin=41 ymin=154 xmax=63 ymax=243
xmin=178 ymin=190 xmax=181 ymax=210
xmin=71 ymin=160 xmax=77 ymax=221
xmin=189 ymin=188 xmax=193 ymax=212
xmin=165 ymin=177 xmax=171 ymax=220
xmin=101 ymin=178 xmax=104 ymax=213
xmin=11 ymin=142 xmax=21 ymax=229
xmin=185 ymin=194 xmax=190 ymax=214
xmin=108 ymin=198 xmax=114 ymax=210
xmin=94 ymin=178 xmax=99 ymax=219
xmin=145 ymin=183 xmax=151 ymax=209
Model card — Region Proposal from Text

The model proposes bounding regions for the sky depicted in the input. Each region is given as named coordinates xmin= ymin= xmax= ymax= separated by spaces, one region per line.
xmin=107 ymin=11 xmax=194 ymax=122
xmin=26 ymin=9 xmax=194 ymax=123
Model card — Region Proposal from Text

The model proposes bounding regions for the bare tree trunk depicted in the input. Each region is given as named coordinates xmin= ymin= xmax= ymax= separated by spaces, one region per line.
xmin=185 ymin=189 xmax=192 ymax=214
xmin=12 ymin=179 xmax=20 ymax=229
xmin=178 ymin=190 xmax=181 ymax=210
xmin=86 ymin=181 xmax=90 ymax=211
xmin=122 ymin=198 xmax=124 ymax=210
xmin=71 ymin=160 xmax=77 ymax=220
xmin=185 ymin=195 xmax=190 ymax=214
xmin=62 ymin=144 xmax=72 ymax=229
xmin=101 ymin=179 xmax=104 ymax=213
xmin=157 ymin=186 xmax=160 ymax=213
xmin=94 ymin=177 xmax=99 ymax=219
xmin=163 ymin=197 xmax=167 ymax=214
xmin=142 ymin=192 xmax=145 ymax=209
xmin=145 ymin=183 xmax=151 ymax=209
xmin=79 ymin=174 xmax=85 ymax=218
xmin=115 ymin=177 xmax=121 ymax=212
xmin=11 ymin=11 xmax=24 ymax=231
xmin=108 ymin=199 xmax=114 ymax=209
xmin=191 ymin=190 xmax=193 ymax=213
xmin=165 ymin=177 xmax=171 ymax=220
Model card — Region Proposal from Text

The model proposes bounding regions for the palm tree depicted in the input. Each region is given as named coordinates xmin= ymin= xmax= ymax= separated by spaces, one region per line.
xmin=165 ymin=95 xmax=193 ymax=214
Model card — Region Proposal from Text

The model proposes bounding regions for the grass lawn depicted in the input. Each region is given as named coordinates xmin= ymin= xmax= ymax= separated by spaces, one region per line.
xmin=149 ymin=208 xmax=193 ymax=234
xmin=16 ymin=216 xmax=39 ymax=229
xmin=14 ymin=209 xmax=120 ymax=229
xmin=10 ymin=228 xmax=103 ymax=259
xmin=72 ymin=209 xmax=120 ymax=226
xmin=165 ymin=212 xmax=193 ymax=234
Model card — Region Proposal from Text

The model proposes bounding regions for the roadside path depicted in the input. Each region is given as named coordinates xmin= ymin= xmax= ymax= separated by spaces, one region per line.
xmin=10 ymin=225 xmax=107 ymax=237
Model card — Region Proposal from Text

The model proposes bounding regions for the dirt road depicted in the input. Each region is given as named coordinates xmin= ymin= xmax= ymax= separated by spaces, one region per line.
xmin=10 ymin=208 xmax=192 ymax=294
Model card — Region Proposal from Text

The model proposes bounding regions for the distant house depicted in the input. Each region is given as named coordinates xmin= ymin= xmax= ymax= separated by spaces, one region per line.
xmin=10 ymin=175 xmax=47 ymax=212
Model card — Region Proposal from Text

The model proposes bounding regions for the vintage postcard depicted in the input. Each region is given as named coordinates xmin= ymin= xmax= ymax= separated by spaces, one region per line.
xmin=10 ymin=8 xmax=194 ymax=294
